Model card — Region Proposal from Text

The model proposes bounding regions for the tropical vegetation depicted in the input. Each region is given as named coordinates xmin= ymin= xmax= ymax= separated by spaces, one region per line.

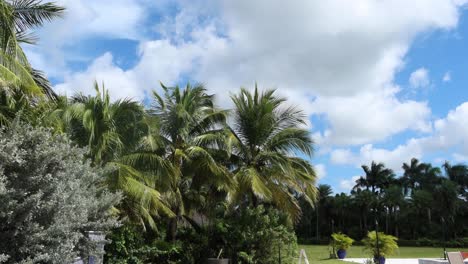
xmin=1 ymin=0 xmax=467 ymax=263
xmin=0 ymin=123 xmax=120 ymax=263
xmin=331 ymin=233 xmax=354 ymax=250
xmin=296 ymin=159 xmax=468 ymax=246
xmin=362 ymin=231 xmax=399 ymax=258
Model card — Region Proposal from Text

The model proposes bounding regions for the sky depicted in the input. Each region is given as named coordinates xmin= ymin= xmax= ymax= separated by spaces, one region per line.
xmin=25 ymin=0 xmax=468 ymax=193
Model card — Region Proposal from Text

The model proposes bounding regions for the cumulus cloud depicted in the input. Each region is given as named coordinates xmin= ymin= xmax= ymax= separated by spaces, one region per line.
xmin=311 ymin=87 xmax=431 ymax=146
xmin=53 ymin=38 xmax=204 ymax=100
xmin=339 ymin=176 xmax=361 ymax=192
xmin=315 ymin=164 xmax=327 ymax=180
xmin=409 ymin=68 xmax=430 ymax=88
xmin=25 ymin=0 xmax=149 ymax=76
xmin=330 ymin=102 xmax=468 ymax=171
xmin=54 ymin=53 xmax=140 ymax=100
xmin=33 ymin=0 xmax=468 ymax=149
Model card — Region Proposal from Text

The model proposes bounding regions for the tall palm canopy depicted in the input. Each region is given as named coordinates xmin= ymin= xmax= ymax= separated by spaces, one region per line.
xmin=56 ymin=83 xmax=173 ymax=230
xmin=147 ymin=83 xmax=233 ymax=240
xmin=65 ymin=82 xmax=146 ymax=164
xmin=0 ymin=0 xmax=63 ymax=126
xmin=0 ymin=0 xmax=63 ymax=97
xmin=228 ymin=86 xmax=317 ymax=221
xmin=354 ymin=161 xmax=395 ymax=194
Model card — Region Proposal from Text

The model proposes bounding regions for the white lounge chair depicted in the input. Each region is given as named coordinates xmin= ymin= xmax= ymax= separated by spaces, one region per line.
xmin=447 ymin=252 xmax=464 ymax=264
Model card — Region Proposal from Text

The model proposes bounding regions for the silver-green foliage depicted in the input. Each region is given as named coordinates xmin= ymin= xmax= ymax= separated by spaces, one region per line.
xmin=0 ymin=123 xmax=120 ymax=263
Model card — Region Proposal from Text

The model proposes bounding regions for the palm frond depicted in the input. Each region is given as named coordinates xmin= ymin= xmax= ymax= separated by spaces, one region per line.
xmin=10 ymin=0 xmax=64 ymax=32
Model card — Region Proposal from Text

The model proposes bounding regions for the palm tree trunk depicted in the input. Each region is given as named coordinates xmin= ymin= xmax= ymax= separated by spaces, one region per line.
xmin=394 ymin=208 xmax=399 ymax=238
xmin=316 ymin=207 xmax=320 ymax=240
xmin=385 ymin=208 xmax=389 ymax=234
xmin=427 ymin=208 xmax=431 ymax=224
xmin=166 ymin=217 xmax=178 ymax=242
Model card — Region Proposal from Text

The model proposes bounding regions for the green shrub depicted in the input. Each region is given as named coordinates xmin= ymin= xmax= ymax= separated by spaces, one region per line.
xmin=362 ymin=231 xmax=398 ymax=258
xmin=0 ymin=123 xmax=120 ymax=263
xmin=209 ymin=206 xmax=298 ymax=264
xmin=105 ymin=224 xmax=197 ymax=264
xmin=331 ymin=233 xmax=354 ymax=250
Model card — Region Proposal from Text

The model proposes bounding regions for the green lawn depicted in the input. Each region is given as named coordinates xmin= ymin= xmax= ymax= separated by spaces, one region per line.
xmin=298 ymin=245 xmax=468 ymax=264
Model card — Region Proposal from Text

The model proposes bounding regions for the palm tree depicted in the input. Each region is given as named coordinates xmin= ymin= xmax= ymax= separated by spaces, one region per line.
xmin=0 ymin=0 xmax=63 ymax=97
xmin=443 ymin=161 xmax=468 ymax=199
xmin=316 ymin=184 xmax=332 ymax=240
xmin=147 ymin=83 xmax=233 ymax=241
xmin=228 ymin=86 xmax=317 ymax=221
xmin=65 ymin=83 xmax=147 ymax=164
xmin=351 ymin=188 xmax=375 ymax=234
xmin=0 ymin=0 xmax=63 ymax=126
xmin=354 ymin=161 xmax=395 ymax=194
xmin=58 ymin=83 xmax=173 ymax=230
xmin=382 ymin=185 xmax=405 ymax=236
xmin=433 ymin=179 xmax=460 ymax=238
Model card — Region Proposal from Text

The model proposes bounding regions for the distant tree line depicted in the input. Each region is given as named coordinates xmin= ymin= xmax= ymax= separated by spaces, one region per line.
xmin=296 ymin=159 xmax=468 ymax=244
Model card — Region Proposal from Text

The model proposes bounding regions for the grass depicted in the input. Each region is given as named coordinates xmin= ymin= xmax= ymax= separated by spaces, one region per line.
xmin=298 ymin=245 xmax=468 ymax=264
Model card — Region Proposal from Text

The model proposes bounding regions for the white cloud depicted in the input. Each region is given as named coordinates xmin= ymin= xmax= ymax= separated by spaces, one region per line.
xmin=443 ymin=71 xmax=452 ymax=82
xmin=37 ymin=0 xmax=467 ymax=148
xmin=315 ymin=164 xmax=327 ymax=180
xmin=53 ymin=37 xmax=204 ymax=100
xmin=330 ymin=101 xmax=468 ymax=171
xmin=453 ymin=153 xmax=468 ymax=162
xmin=311 ymin=86 xmax=431 ymax=146
xmin=54 ymin=53 xmax=141 ymax=100
xmin=339 ymin=176 xmax=361 ymax=191
xmin=25 ymin=0 xmax=148 ymax=76
xmin=409 ymin=68 xmax=430 ymax=88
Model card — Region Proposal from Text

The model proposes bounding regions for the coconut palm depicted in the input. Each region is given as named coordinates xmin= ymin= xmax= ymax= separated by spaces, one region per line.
xmin=0 ymin=0 xmax=63 ymax=126
xmin=401 ymin=158 xmax=425 ymax=194
xmin=146 ymin=83 xmax=233 ymax=240
xmin=351 ymin=188 xmax=375 ymax=234
xmin=354 ymin=161 xmax=395 ymax=194
xmin=0 ymin=0 xmax=63 ymax=97
xmin=316 ymin=184 xmax=333 ymax=239
xmin=58 ymin=83 xmax=173 ymax=230
xmin=227 ymin=86 xmax=317 ymax=221
xmin=382 ymin=185 xmax=405 ymax=236
xmin=443 ymin=161 xmax=468 ymax=198
xmin=63 ymin=83 xmax=147 ymax=164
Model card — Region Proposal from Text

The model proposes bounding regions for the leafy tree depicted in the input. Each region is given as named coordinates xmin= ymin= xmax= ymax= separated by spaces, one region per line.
xmin=228 ymin=86 xmax=317 ymax=221
xmin=316 ymin=184 xmax=333 ymax=239
xmin=332 ymin=193 xmax=352 ymax=233
xmin=0 ymin=0 xmax=64 ymax=128
xmin=443 ymin=161 xmax=468 ymax=199
xmin=354 ymin=161 xmax=395 ymax=195
xmin=401 ymin=158 xmax=426 ymax=194
xmin=58 ymin=84 xmax=173 ymax=231
xmin=0 ymin=0 xmax=63 ymax=97
xmin=0 ymin=122 xmax=120 ymax=263
xmin=146 ymin=83 xmax=233 ymax=240
xmin=381 ymin=185 xmax=405 ymax=236
xmin=350 ymin=188 xmax=375 ymax=235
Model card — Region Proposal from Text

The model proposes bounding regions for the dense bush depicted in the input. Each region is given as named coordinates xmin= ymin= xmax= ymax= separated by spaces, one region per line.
xmin=207 ymin=206 xmax=298 ymax=264
xmin=104 ymin=224 xmax=196 ymax=264
xmin=105 ymin=206 xmax=298 ymax=264
xmin=0 ymin=123 xmax=120 ymax=263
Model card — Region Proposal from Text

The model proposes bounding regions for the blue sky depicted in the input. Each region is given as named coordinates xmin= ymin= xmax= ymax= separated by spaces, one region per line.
xmin=25 ymin=0 xmax=468 ymax=193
